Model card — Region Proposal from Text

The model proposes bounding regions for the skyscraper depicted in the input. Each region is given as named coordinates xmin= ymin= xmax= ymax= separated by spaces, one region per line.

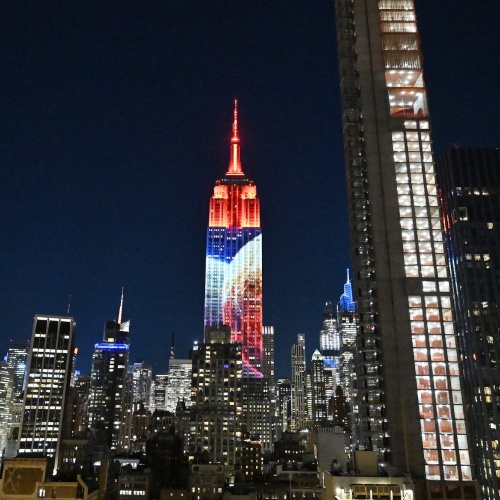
xmin=203 ymin=100 xmax=262 ymax=377
xmin=130 ymin=361 xmax=153 ymax=412
xmin=190 ymin=325 xmax=243 ymax=472
xmin=18 ymin=315 xmax=76 ymax=476
xmin=334 ymin=1 xmax=477 ymax=497
xmin=437 ymin=147 xmax=500 ymax=498
xmin=310 ymin=350 xmax=327 ymax=426
xmin=165 ymin=358 xmax=192 ymax=414
xmin=88 ymin=293 xmax=131 ymax=452
xmin=337 ymin=271 xmax=357 ymax=411
xmin=319 ymin=301 xmax=341 ymax=392
xmin=291 ymin=334 xmax=307 ymax=431
xmin=6 ymin=340 xmax=29 ymax=399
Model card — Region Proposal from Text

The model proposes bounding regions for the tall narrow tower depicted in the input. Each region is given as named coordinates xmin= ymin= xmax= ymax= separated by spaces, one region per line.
xmin=334 ymin=1 xmax=477 ymax=497
xmin=204 ymin=100 xmax=263 ymax=377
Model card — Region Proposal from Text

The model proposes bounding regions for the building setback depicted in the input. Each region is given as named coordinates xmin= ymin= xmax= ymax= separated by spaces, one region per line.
xmin=437 ymin=147 xmax=500 ymax=499
xmin=333 ymin=0 xmax=478 ymax=497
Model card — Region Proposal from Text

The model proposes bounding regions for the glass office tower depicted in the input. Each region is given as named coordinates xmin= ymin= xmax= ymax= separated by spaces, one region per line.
xmin=333 ymin=1 xmax=477 ymax=497
xmin=437 ymin=148 xmax=500 ymax=499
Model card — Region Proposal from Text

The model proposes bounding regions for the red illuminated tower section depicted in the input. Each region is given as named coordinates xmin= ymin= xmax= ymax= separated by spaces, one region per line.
xmin=204 ymin=100 xmax=263 ymax=377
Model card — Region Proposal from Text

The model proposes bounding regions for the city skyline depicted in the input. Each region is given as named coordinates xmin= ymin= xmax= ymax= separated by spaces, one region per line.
xmin=1 ymin=1 xmax=499 ymax=379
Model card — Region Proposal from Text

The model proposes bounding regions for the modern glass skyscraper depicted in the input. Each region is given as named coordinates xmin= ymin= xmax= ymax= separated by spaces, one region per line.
xmin=437 ymin=148 xmax=500 ymax=498
xmin=334 ymin=1 xmax=477 ymax=497
xmin=291 ymin=334 xmax=307 ymax=431
xmin=204 ymin=100 xmax=262 ymax=377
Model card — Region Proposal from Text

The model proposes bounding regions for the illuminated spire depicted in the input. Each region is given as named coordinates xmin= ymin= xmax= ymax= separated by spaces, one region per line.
xmin=118 ymin=287 xmax=124 ymax=325
xmin=227 ymin=99 xmax=243 ymax=175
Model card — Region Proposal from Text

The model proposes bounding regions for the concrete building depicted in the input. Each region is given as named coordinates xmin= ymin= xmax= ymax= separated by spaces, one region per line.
xmin=333 ymin=1 xmax=478 ymax=496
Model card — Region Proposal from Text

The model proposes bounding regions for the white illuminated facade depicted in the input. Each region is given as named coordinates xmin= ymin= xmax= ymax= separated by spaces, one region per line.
xmin=165 ymin=359 xmax=192 ymax=414
xmin=334 ymin=0 xmax=477 ymax=496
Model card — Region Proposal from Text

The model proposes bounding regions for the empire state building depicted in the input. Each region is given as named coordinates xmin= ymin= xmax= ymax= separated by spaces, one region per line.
xmin=204 ymin=100 xmax=263 ymax=377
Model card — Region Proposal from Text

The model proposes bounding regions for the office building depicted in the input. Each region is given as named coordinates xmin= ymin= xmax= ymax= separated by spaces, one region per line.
xmin=262 ymin=326 xmax=277 ymax=444
xmin=311 ymin=350 xmax=327 ymax=426
xmin=319 ymin=302 xmax=341 ymax=390
xmin=276 ymin=378 xmax=292 ymax=437
xmin=203 ymin=100 xmax=262 ymax=377
xmin=333 ymin=1 xmax=477 ymax=496
xmin=17 ymin=315 xmax=76 ymax=476
xmin=130 ymin=362 xmax=153 ymax=412
xmin=152 ymin=373 xmax=168 ymax=412
xmin=190 ymin=326 xmax=243 ymax=473
xmin=6 ymin=340 xmax=29 ymax=399
xmin=338 ymin=272 xmax=357 ymax=410
xmin=291 ymin=334 xmax=307 ymax=431
xmin=437 ymin=147 xmax=500 ymax=498
xmin=0 ymin=363 xmax=13 ymax=458
xmin=88 ymin=294 xmax=131 ymax=452
xmin=165 ymin=359 xmax=192 ymax=414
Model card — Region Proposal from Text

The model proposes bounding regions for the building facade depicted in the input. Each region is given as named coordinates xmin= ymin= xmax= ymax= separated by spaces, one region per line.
xmin=18 ymin=315 xmax=76 ymax=476
xmin=319 ymin=302 xmax=341 ymax=390
xmin=165 ymin=359 xmax=192 ymax=414
xmin=311 ymin=350 xmax=327 ymax=426
xmin=203 ymin=100 xmax=262 ymax=378
xmin=333 ymin=0 xmax=477 ymax=497
xmin=88 ymin=297 xmax=131 ymax=453
xmin=437 ymin=147 xmax=500 ymax=498
xmin=291 ymin=334 xmax=307 ymax=431
xmin=190 ymin=326 xmax=243 ymax=473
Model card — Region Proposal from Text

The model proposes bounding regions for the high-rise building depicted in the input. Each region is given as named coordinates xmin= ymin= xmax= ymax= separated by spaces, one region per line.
xmin=153 ymin=373 xmax=168 ymax=412
xmin=437 ymin=147 xmax=500 ymax=498
xmin=190 ymin=325 xmax=243 ymax=473
xmin=310 ymin=350 xmax=327 ymax=426
xmin=276 ymin=378 xmax=292 ymax=437
xmin=337 ymin=272 xmax=357 ymax=410
xmin=319 ymin=301 xmax=341 ymax=396
xmin=130 ymin=361 xmax=153 ymax=412
xmin=291 ymin=334 xmax=307 ymax=431
xmin=0 ymin=362 xmax=13 ymax=458
xmin=18 ymin=315 xmax=76 ymax=476
xmin=88 ymin=293 xmax=131 ymax=453
xmin=262 ymin=326 xmax=275 ymax=382
xmin=333 ymin=1 xmax=477 ymax=496
xmin=262 ymin=326 xmax=277 ymax=445
xmin=203 ymin=100 xmax=262 ymax=378
xmin=6 ymin=340 xmax=29 ymax=398
xmin=165 ymin=359 xmax=192 ymax=414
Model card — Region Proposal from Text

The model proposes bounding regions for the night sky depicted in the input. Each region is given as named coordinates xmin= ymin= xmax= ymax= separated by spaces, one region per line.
xmin=1 ymin=1 xmax=499 ymax=378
